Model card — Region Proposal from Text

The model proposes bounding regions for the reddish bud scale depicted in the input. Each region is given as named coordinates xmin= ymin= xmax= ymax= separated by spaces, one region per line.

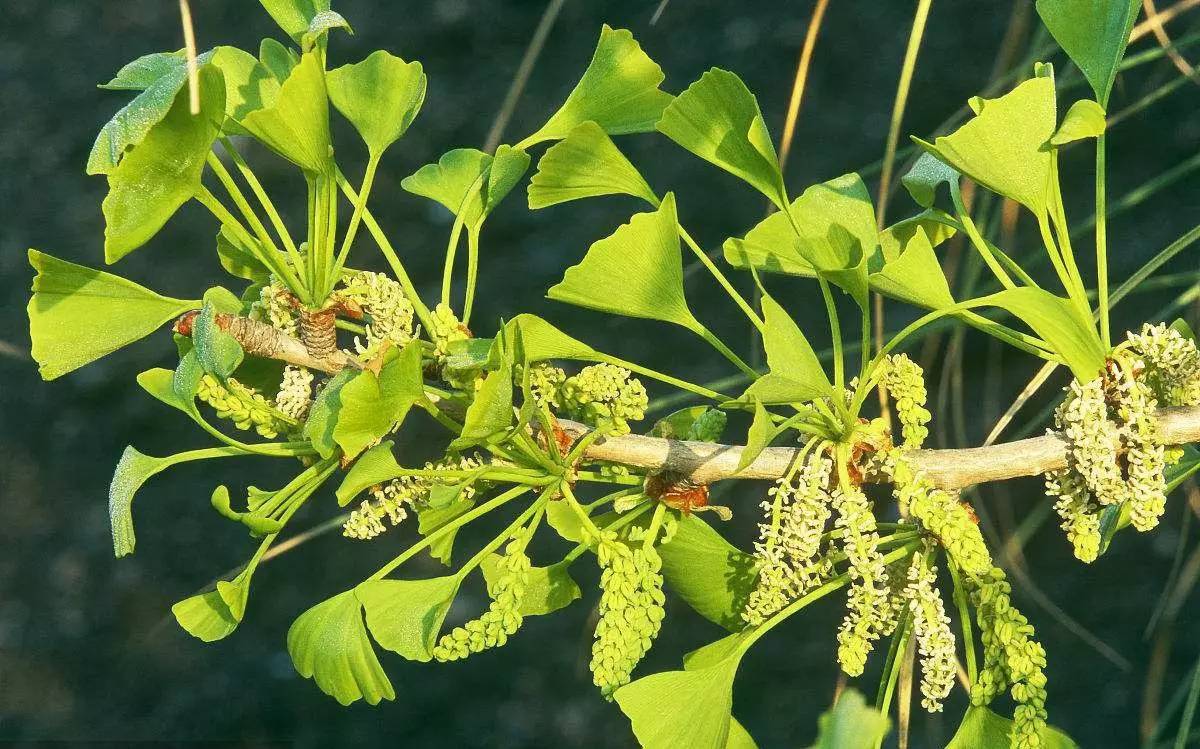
xmin=644 ymin=471 xmax=709 ymax=514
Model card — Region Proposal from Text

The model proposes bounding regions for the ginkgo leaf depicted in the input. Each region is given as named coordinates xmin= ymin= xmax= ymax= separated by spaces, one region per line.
xmin=877 ymin=209 xmax=957 ymax=262
xmin=207 ymin=45 xmax=269 ymax=136
xmin=737 ymin=399 xmax=775 ymax=471
xmin=787 ymin=173 xmax=878 ymax=308
xmin=172 ymin=589 xmax=241 ymax=642
xmin=548 ymin=193 xmax=702 ymax=333
xmin=258 ymin=38 xmax=298 ymax=82
xmin=327 ymin=51 xmax=426 ymax=157
xmin=451 ymin=340 xmax=514 ymax=448
xmin=192 ymin=303 xmax=244 ymax=380
xmin=287 ymin=591 xmax=395 ymax=706
xmin=869 ymin=226 xmax=955 ymax=309
xmin=483 ymin=145 xmax=531 ymax=216
xmin=258 ymin=0 xmax=331 ymax=42
xmin=914 ymin=75 xmax=1057 ymax=216
xmin=658 ymin=515 xmax=757 ymax=631
xmin=301 ymin=10 xmax=352 ymax=51
xmin=901 ymin=151 xmax=959 ymax=209
xmin=502 ymin=314 xmax=601 ymax=362
xmin=657 ymin=68 xmax=785 ymax=210
xmin=27 ymin=250 xmax=199 ymax=380
xmin=521 ymin=25 xmax=672 ymax=146
xmin=1050 ymin=99 xmax=1106 ymax=146
xmin=355 ymin=576 xmax=461 ymax=661
xmin=87 ymin=50 xmax=215 ymax=175
xmin=947 ymin=706 xmax=1077 ymax=749
xmin=108 ymin=445 xmax=239 ymax=557
xmin=481 ymin=557 xmax=581 ymax=616
xmin=1036 ymin=0 xmax=1140 ymax=106
xmin=402 ymin=148 xmax=490 ymax=224
xmin=304 ymin=368 xmax=356 ymax=459
xmin=102 ymin=65 xmax=225 ymax=262
xmin=241 ymin=52 xmax=332 ymax=175
xmin=528 ymin=121 xmax=657 ymax=209
xmin=808 ymin=689 xmax=891 ymax=749
xmin=739 ymin=292 xmax=830 ymax=405
xmin=982 ymin=287 xmax=1106 ymax=380
xmin=335 ymin=440 xmax=403 ymax=505
xmin=615 ymin=652 xmax=743 ymax=749
xmin=333 ymin=342 xmax=424 ymax=459
xmin=722 ymin=202 xmax=816 ymax=278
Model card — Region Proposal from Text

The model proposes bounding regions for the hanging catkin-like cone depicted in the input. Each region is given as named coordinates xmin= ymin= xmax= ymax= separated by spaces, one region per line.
xmin=299 ymin=307 xmax=338 ymax=360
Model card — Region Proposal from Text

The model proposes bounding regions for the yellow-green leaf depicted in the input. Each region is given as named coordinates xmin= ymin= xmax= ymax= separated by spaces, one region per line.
xmin=615 ymin=652 xmax=743 ymax=749
xmin=241 ymin=52 xmax=332 ymax=175
xmin=355 ymin=576 xmax=461 ymax=662
xmin=333 ymin=342 xmax=424 ymax=459
xmin=102 ymin=65 xmax=225 ymax=262
xmin=521 ymin=25 xmax=672 ymax=146
xmin=327 ymin=51 xmax=426 ymax=157
xmin=258 ymin=0 xmax=330 ymax=42
xmin=481 ymin=556 xmax=581 ymax=616
xmin=657 ymin=68 xmax=785 ymax=210
xmin=740 ymin=292 xmax=830 ymax=405
xmin=528 ymin=121 xmax=657 ymax=209
xmin=27 ymin=250 xmax=199 ymax=380
xmin=502 ymin=314 xmax=601 ymax=363
xmin=869 ymin=226 xmax=955 ymax=309
xmin=658 ymin=515 xmax=757 ymax=631
xmin=982 ymin=287 xmax=1106 ymax=380
xmin=1050 ymin=99 xmax=1106 ymax=146
xmin=915 ymin=75 xmax=1057 ymax=216
xmin=287 ymin=590 xmax=395 ymax=706
xmin=947 ymin=706 xmax=1077 ymax=749
xmin=900 ymin=151 xmax=959 ymax=209
xmin=807 ymin=689 xmax=891 ymax=749
xmin=548 ymin=193 xmax=702 ymax=334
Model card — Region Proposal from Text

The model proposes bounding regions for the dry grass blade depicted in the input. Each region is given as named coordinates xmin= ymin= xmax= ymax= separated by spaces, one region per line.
xmin=0 ymin=340 xmax=29 ymax=360
xmin=483 ymin=0 xmax=566 ymax=153
xmin=778 ymin=0 xmax=832 ymax=171
xmin=650 ymin=0 xmax=671 ymax=25
xmin=178 ymin=0 xmax=200 ymax=115
xmin=1132 ymin=0 xmax=1200 ymax=43
xmin=1142 ymin=0 xmax=1197 ymax=77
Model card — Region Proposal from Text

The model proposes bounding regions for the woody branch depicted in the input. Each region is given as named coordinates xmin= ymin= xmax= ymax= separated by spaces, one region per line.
xmin=179 ymin=311 xmax=1200 ymax=491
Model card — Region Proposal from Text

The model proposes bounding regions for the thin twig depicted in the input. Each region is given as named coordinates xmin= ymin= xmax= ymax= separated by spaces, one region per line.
xmin=778 ymin=0 xmax=832 ymax=171
xmin=1142 ymin=0 xmax=1197 ymax=77
xmin=1132 ymin=0 xmax=1200 ymax=43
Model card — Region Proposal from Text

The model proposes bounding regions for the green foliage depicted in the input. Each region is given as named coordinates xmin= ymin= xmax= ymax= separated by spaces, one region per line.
xmin=356 ymin=576 xmax=461 ymax=661
xmin=549 ymin=194 xmax=702 ymax=334
xmin=287 ymin=590 xmax=396 ymax=706
xmin=658 ymin=516 xmax=756 ymax=631
xmin=402 ymin=146 xmax=530 ymax=231
xmin=102 ymin=65 xmax=225 ymax=262
xmin=1035 ymin=0 xmax=1140 ymax=106
xmin=807 ymin=690 xmax=890 ymax=749
xmin=657 ymin=68 xmax=786 ymax=210
xmin=947 ymin=706 xmax=1077 ymax=748
xmin=481 ymin=556 xmax=581 ymax=616
xmin=240 ymin=52 xmax=333 ymax=175
xmin=741 ymin=292 xmax=831 ymax=404
xmin=528 ymin=121 xmax=657 ymax=209
xmin=258 ymin=0 xmax=332 ymax=42
xmin=27 ymin=250 xmax=200 ymax=380
xmin=915 ymin=74 xmax=1056 ymax=216
xmin=615 ymin=650 xmax=743 ymax=749
xmin=333 ymin=343 xmax=424 ymax=459
xmin=521 ymin=25 xmax=672 ymax=146
xmin=327 ymin=51 xmax=425 ymax=157
xmin=982 ymin=288 xmax=1106 ymax=380
xmin=1050 ymin=99 xmax=1107 ymax=146
xmin=869 ymin=226 xmax=956 ymax=310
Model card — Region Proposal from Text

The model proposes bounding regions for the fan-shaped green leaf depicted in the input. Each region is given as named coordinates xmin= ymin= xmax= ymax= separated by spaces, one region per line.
xmin=288 ymin=590 xmax=395 ymax=706
xmin=481 ymin=556 xmax=581 ymax=616
xmin=336 ymin=440 xmax=403 ymax=505
xmin=402 ymin=147 xmax=490 ymax=223
xmin=521 ymin=25 xmax=672 ymax=146
xmin=740 ymin=292 xmax=830 ymax=405
xmin=877 ymin=209 xmax=957 ymax=262
xmin=301 ymin=10 xmax=352 ymax=51
xmin=172 ymin=589 xmax=241 ymax=642
xmin=355 ymin=576 xmax=461 ymax=662
xmin=258 ymin=0 xmax=331 ymax=41
xmin=869 ymin=226 xmax=955 ymax=309
xmin=982 ymin=287 xmax=1105 ymax=380
xmin=192 ymin=302 xmax=244 ymax=379
xmin=102 ymin=65 xmax=225 ymax=262
xmin=657 ymin=68 xmax=785 ymax=209
xmin=947 ymin=706 xmax=1077 ymax=749
xmin=451 ymin=340 xmax=514 ymax=449
xmin=334 ymin=342 xmax=424 ymax=459
xmin=548 ymin=193 xmax=702 ymax=333
xmin=900 ymin=151 xmax=959 ymax=209
xmin=27 ymin=250 xmax=199 ymax=380
xmin=808 ymin=689 xmax=891 ymax=749
xmin=483 ymin=145 xmax=531 ymax=215
xmin=108 ymin=445 xmax=239 ymax=557
xmin=241 ymin=52 xmax=332 ymax=175
xmin=303 ymin=368 xmax=355 ymax=459
xmin=658 ymin=515 xmax=757 ymax=631
xmin=1050 ymin=99 xmax=1106 ymax=146
xmin=328 ymin=51 xmax=425 ymax=157
xmin=528 ymin=121 xmax=657 ymax=208
xmin=615 ymin=652 xmax=743 ymax=749
xmin=502 ymin=314 xmax=601 ymax=363
xmin=787 ymin=173 xmax=877 ymax=308
xmin=88 ymin=50 xmax=217 ymax=175
xmin=259 ymin=39 xmax=298 ymax=82
xmin=914 ymin=75 xmax=1056 ymax=216
xmin=722 ymin=203 xmax=815 ymax=278
xmin=1036 ymin=0 xmax=1140 ymax=106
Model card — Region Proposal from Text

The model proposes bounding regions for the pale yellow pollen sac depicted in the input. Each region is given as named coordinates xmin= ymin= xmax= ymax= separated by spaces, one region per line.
xmin=274 ymin=365 xmax=314 ymax=421
xmin=338 ymin=270 xmax=416 ymax=357
xmin=341 ymin=455 xmax=487 ymax=541
xmin=881 ymin=353 xmax=932 ymax=448
xmin=902 ymin=552 xmax=956 ymax=713
xmin=589 ymin=530 xmax=665 ymax=698
xmin=432 ymin=533 xmax=532 ymax=662
xmin=832 ymin=484 xmax=890 ymax=677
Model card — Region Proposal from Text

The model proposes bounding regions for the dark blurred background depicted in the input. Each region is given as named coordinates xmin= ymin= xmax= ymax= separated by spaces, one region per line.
xmin=3 ymin=1 xmax=1200 ymax=747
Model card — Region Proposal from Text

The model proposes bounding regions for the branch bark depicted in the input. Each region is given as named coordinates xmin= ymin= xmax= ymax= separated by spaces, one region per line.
xmin=180 ymin=312 xmax=1200 ymax=491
